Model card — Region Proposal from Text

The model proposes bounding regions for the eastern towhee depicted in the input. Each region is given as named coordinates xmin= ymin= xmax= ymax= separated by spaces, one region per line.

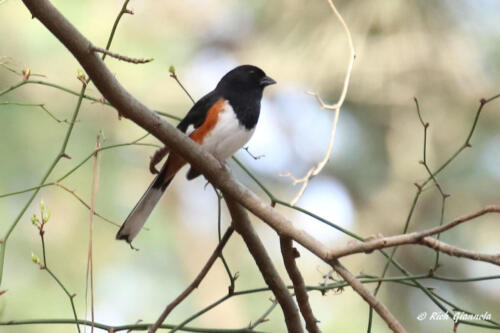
xmin=116 ymin=65 xmax=276 ymax=244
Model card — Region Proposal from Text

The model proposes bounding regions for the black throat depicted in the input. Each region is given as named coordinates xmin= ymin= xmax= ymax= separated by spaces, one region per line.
xmin=220 ymin=88 xmax=263 ymax=130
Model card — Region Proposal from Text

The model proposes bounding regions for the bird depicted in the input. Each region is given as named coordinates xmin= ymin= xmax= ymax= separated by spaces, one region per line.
xmin=116 ymin=65 xmax=276 ymax=244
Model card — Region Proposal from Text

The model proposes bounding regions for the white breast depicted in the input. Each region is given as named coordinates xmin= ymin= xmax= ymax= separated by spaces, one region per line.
xmin=201 ymin=101 xmax=255 ymax=161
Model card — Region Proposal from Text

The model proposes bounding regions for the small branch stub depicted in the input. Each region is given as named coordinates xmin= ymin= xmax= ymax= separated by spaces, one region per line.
xmin=90 ymin=46 xmax=153 ymax=64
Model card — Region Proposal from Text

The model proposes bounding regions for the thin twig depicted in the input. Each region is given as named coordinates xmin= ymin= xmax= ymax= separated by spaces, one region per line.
xmin=0 ymin=319 xmax=265 ymax=333
xmin=243 ymin=146 xmax=265 ymax=160
xmin=414 ymin=97 xmax=448 ymax=198
xmin=282 ymin=0 xmax=356 ymax=205
xmin=433 ymin=195 xmax=448 ymax=270
xmin=0 ymin=101 xmax=69 ymax=123
xmin=247 ymin=299 xmax=278 ymax=329
xmin=149 ymin=226 xmax=235 ymax=333
xmin=0 ymin=135 xmax=158 ymax=200
xmin=0 ymin=79 xmax=181 ymax=121
xmin=214 ymin=189 xmax=237 ymax=294
xmin=85 ymin=135 xmax=101 ymax=332
xmin=0 ymin=58 xmax=46 ymax=78
xmin=367 ymin=94 xmax=500 ymax=332
xmin=169 ymin=67 xmax=195 ymax=104
xmin=0 ymin=80 xmax=83 ymax=285
xmin=55 ymin=183 xmax=120 ymax=227
xmin=34 ymin=210 xmax=81 ymax=333
xmin=413 ymin=98 xmax=451 ymax=271
xmin=90 ymin=46 xmax=153 ymax=64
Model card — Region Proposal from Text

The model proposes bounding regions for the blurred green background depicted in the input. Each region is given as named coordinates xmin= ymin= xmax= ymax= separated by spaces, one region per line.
xmin=0 ymin=0 xmax=499 ymax=332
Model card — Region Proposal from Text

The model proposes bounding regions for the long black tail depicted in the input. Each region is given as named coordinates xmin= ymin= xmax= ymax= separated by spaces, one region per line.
xmin=116 ymin=164 xmax=172 ymax=244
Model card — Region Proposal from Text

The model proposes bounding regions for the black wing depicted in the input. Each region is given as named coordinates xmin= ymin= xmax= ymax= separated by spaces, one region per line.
xmin=177 ymin=90 xmax=221 ymax=133
xmin=176 ymin=90 xmax=221 ymax=180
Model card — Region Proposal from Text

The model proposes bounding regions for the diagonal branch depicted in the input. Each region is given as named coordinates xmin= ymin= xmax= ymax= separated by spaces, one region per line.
xmin=225 ymin=196 xmax=303 ymax=333
xmin=280 ymin=237 xmax=321 ymax=333
xmin=328 ymin=260 xmax=406 ymax=333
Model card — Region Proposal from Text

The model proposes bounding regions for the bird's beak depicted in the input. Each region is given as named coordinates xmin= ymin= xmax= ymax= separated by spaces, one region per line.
xmin=260 ymin=75 xmax=277 ymax=87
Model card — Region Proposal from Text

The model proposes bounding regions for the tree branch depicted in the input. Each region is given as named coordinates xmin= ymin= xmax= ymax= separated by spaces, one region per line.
xmin=420 ymin=238 xmax=500 ymax=266
xmin=280 ymin=237 xmax=321 ymax=333
xmin=328 ymin=260 xmax=407 ymax=333
xmin=225 ymin=196 xmax=303 ymax=333
xmin=328 ymin=205 xmax=500 ymax=264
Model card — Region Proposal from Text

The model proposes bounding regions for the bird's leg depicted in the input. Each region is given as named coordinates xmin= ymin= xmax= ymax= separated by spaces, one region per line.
xmin=149 ymin=146 xmax=170 ymax=174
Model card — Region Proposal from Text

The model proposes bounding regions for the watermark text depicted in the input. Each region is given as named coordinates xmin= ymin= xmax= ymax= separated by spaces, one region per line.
xmin=416 ymin=311 xmax=491 ymax=322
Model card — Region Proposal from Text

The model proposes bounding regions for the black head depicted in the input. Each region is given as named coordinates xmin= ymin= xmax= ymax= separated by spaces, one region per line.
xmin=216 ymin=65 xmax=276 ymax=93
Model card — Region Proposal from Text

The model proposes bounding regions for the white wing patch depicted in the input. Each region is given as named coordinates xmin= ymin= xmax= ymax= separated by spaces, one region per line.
xmin=186 ymin=124 xmax=196 ymax=136
xmin=201 ymin=101 xmax=255 ymax=161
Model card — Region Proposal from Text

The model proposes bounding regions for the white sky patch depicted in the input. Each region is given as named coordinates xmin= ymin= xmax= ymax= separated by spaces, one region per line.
xmin=479 ymin=135 xmax=500 ymax=180
xmin=186 ymin=49 xmax=238 ymax=95
xmin=239 ymin=98 xmax=294 ymax=174
xmin=176 ymin=174 xmax=219 ymax=235
xmin=293 ymin=176 xmax=354 ymax=244
xmin=94 ymin=264 xmax=184 ymax=325
xmin=273 ymin=87 xmax=333 ymax=162
xmin=201 ymin=3 xmax=254 ymax=43
xmin=464 ymin=244 xmax=500 ymax=297
xmin=251 ymin=87 xmax=364 ymax=178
